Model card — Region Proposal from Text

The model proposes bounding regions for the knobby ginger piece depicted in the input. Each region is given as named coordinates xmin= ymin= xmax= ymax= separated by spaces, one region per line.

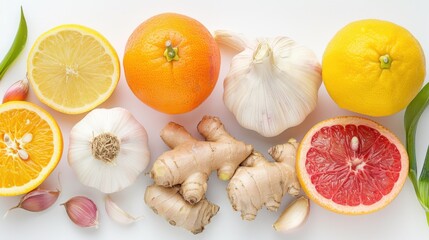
xmin=228 ymin=138 xmax=300 ymax=220
xmin=145 ymin=184 xmax=219 ymax=234
xmin=150 ymin=115 xmax=253 ymax=204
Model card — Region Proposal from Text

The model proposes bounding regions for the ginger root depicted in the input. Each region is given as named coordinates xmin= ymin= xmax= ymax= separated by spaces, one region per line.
xmin=150 ymin=115 xmax=253 ymax=204
xmin=227 ymin=138 xmax=300 ymax=220
xmin=145 ymin=184 xmax=219 ymax=234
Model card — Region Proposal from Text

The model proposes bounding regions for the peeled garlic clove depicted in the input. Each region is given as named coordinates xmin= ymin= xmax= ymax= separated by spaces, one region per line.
xmin=215 ymin=30 xmax=322 ymax=137
xmin=273 ymin=196 xmax=310 ymax=231
xmin=105 ymin=195 xmax=142 ymax=225
xmin=3 ymin=189 xmax=60 ymax=218
xmin=62 ymin=196 xmax=99 ymax=228
xmin=2 ymin=78 xmax=29 ymax=103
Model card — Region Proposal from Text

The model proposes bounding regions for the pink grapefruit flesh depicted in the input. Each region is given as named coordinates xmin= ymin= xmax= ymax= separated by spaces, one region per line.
xmin=296 ymin=116 xmax=408 ymax=215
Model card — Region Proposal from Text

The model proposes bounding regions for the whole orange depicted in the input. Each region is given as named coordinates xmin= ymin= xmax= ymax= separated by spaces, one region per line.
xmin=123 ymin=13 xmax=221 ymax=114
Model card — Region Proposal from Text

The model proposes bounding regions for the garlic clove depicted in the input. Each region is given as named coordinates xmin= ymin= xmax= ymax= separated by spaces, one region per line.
xmin=3 ymin=189 xmax=60 ymax=218
xmin=273 ymin=196 xmax=310 ymax=231
xmin=214 ymin=30 xmax=255 ymax=52
xmin=105 ymin=195 xmax=142 ymax=225
xmin=62 ymin=196 xmax=99 ymax=228
xmin=2 ymin=78 xmax=29 ymax=103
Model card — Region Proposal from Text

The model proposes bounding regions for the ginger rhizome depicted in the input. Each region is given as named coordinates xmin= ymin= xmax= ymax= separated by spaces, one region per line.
xmin=145 ymin=184 xmax=219 ymax=234
xmin=150 ymin=115 xmax=253 ymax=204
xmin=146 ymin=116 xmax=253 ymax=234
xmin=228 ymin=138 xmax=301 ymax=220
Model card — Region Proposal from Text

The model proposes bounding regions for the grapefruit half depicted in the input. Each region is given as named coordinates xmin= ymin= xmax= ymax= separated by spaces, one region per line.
xmin=296 ymin=116 xmax=408 ymax=214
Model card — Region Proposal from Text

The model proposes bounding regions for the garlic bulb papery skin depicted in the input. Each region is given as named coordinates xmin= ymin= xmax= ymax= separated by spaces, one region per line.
xmin=215 ymin=30 xmax=322 ymax=137
xmin=68 ymin=107 xmax=150 ymax=193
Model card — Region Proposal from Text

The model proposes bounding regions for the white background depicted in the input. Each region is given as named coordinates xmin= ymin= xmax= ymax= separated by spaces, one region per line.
xmin=1 ymin=0 xmax=429 ymax=239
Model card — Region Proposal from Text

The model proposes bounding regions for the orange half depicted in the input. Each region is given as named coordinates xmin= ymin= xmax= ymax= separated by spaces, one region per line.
xmin=0 ymin=101 xmax=63 ymax=196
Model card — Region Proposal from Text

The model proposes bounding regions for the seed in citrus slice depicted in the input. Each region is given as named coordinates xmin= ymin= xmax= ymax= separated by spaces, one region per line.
xmin=27 ymin=24 xmax=120 ymax=114
xmin=0 ymin=101 xmax=63 ymax=196
xmin=296 ymin=116 xmax=408 ymax=214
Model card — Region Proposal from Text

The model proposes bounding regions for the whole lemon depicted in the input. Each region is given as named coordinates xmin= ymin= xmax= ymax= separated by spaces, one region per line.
xmin=322 ymin=19 xmax=426 ymax=116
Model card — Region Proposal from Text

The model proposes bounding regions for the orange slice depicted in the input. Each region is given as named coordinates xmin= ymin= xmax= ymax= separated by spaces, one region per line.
xmin=296 ymin=116 xmax=408 ymax=214
xmin=0 ymin=101 xmax=63 ymax=196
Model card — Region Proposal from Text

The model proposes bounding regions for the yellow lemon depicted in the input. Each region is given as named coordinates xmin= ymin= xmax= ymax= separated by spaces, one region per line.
xmin=322 ymin=19 xmax=426 ymax=116
xmin=27 ymin=24 xmax=120 ymax=114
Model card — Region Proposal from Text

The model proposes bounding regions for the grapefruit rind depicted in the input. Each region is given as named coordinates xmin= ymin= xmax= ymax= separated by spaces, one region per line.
xmin=296 ymin=116 xmax=408 ymax=215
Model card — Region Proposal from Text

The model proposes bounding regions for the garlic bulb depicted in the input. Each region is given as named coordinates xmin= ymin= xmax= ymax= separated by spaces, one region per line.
xmin=68 ymin=107 xmax=150 ymax=193
xmin=215 ymin=30 xmax=322 ymax=137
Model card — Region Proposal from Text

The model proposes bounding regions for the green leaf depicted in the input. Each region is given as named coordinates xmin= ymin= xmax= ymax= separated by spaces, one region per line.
xmin=418 ymin=146 xmax=429 ymax=211
xmin=0 ymin=6 xmax=28 ymax=80
xmin=419 ymin=148 xmax=429 ymax=225
xmin=404 ymin=82 xmax=429 ymax=225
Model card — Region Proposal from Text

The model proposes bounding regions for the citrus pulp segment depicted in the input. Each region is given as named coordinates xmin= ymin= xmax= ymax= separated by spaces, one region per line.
xmin=296 ymin=116 xmax=408 ymax=214
xmin=0 ymin=101 xmax=63 ymax=196
xmin=27 ymin=24 xmax=120 ymax=114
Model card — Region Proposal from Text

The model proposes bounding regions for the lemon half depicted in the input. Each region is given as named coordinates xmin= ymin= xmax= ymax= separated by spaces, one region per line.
xmin=27 ymin=24 xmax=120 ymax=114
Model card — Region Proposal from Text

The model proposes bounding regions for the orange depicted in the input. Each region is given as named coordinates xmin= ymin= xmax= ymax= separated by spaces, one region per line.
xmin=0 ymin=101 xmax=63 ymax=196
xmin=296 ymin=116 xmax=408 ymax=214
xmin=322 ymin=19 xmax=425 ymax=116
xmin=123 ymin=13 xmax=221 ymax=114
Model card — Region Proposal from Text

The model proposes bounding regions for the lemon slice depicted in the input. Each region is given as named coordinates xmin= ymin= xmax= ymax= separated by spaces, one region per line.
xmin=0 ymin=101 xmax=63 ymax=196
xmin=27 ymin=24 xmax=120 ymax=114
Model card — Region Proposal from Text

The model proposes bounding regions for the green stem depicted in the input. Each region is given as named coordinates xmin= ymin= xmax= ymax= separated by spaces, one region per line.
xmin=163 ymin=40 xmax=179 ymax=62
xmin=379 ymin=54 xmax=392 ymax=69
xmin=0 ymin=6 xmax=27 ymax=80
xmin=426 ymin=212 xmax=429 ymax=226
xmin=405 ymin=82 xmax=429 ymax=227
